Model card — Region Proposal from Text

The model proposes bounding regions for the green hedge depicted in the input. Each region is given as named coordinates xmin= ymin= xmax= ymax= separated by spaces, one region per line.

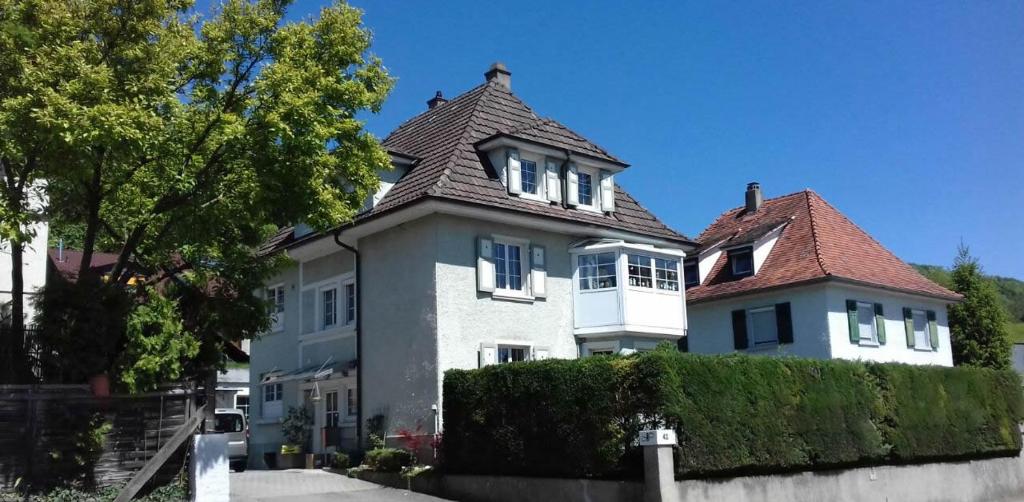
xmin=442 ymin=351 xmax=1024 ymax=479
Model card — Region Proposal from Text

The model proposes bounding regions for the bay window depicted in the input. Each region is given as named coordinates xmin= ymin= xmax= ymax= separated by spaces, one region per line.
xmin=579 ymin=252 xmax=617 ymax=290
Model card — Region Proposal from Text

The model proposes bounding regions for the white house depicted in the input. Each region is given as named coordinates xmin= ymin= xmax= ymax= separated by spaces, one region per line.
xmin=0 ymin=187 xmax=48 ymax=326
xmin=248 ymin=63 xmax=694 ymax=464
xmin=685 ymin=183 xmax=960 ymax=366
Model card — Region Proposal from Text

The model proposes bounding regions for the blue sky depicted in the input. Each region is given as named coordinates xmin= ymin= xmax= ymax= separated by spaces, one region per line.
xmin=274 ymin=1 xmax=1023 ymax=278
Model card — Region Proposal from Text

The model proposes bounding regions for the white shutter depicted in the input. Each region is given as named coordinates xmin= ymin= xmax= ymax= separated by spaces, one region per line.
xmin=545 ymin=160 xmax=561 ymax=203
xmin=301 ymin=289 xmax=316 ymax=334
xmin=479 ymin=342 xmax=497 ymax=367
xmin=506 ymin=150 xmax=522 ymax=195
xmin=600 ymin=171 xmax=615 ymax=212
xmin=566 ymin=162 xmax=579 ymax=206
xmin=530 ymin=245 xmax=547 ymax=298
xmin=533 ymin=346 xmax=550 ymax=360
xmin=477 ymin=237 xmax=495 ymax=293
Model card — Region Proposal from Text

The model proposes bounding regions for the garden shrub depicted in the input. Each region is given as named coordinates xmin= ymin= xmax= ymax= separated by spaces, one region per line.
xmin=364 ymin=448 xmax=414 ymax=472
xmin=442 ymin=350 xmax=1024 ymax=479
xmin=332 ymin=452 xmax=350 ymax=469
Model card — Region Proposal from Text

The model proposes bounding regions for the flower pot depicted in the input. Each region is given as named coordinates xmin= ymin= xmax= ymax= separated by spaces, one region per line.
xmin=277 ymin=453 xmax=305 ymax=469
xmin=89 ymin=373 xmax=110 ymax=397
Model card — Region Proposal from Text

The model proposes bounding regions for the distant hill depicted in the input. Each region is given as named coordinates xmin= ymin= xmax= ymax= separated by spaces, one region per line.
xmin=912 ymin=263 xmax=1024 ymax=342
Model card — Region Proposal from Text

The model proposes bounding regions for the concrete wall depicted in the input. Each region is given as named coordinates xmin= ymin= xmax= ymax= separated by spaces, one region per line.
xmin=359 ymin=216 xmax=440 ymax=434
xmin=687 ymin=283 xmax=832 ymax=359
xmin=826 ymin=283 xmax=954 ymax=366
xmin=673 ymin=454 xmax=1024 ymax=502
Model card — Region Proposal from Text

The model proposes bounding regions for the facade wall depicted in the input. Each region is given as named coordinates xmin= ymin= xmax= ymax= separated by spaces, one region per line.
xmin=358 ymin=216 xmax=440 ymax=434
xmin=825 ymin=283 xmax=954 ymax=366
xmin=686 ymin=284 xmax=831 ymax=359
xmin=434 ymin=214 xmax=581 ymax=425
xmin=0 ymin=217 xmax=48 ymax=324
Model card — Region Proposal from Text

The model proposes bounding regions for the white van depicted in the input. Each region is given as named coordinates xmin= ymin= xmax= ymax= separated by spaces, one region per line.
xmin=214 ymin=408 xmax=249 ymax=471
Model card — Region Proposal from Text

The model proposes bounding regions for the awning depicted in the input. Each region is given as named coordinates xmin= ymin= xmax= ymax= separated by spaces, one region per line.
xmin=260 ymin=359 xmax=355 ymax=385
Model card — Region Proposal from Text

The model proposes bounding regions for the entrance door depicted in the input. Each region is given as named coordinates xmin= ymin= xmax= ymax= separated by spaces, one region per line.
xmin=322 ymin=390 xmax=340 ymax=452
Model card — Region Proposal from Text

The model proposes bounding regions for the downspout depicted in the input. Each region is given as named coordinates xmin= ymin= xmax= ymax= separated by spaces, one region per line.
xmin=333 ymin=229 xmax=362 ymax=450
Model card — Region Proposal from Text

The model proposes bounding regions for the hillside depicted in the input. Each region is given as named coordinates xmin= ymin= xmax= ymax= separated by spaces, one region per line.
xmin=912 ymin=264 xmax=1024 ymax=342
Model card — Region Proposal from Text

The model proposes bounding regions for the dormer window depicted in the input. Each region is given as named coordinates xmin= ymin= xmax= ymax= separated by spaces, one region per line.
xmin=578 ymin=170 xmax=594 ymax=206
xmin=729 ymin=247 xmax=754 ymax=277
xmin=683 ymin=259 xmax=699 ymax=288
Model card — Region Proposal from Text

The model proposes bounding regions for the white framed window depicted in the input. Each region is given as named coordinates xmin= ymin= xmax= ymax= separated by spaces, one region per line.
xmin=627 ymin=254 xmax=653 ymax=288
xmin=344 ymin=281 xmax=356 ymax=325
xmin=579 ymin=252 xmax=617 ymax=290
xmin=912 ymin=310 xmax=930 ymax=350
xmin=654 ymin=258 xmax=680 ymax=291
xmin=267 ymin=285 xmax=285 ymax=332
xmin=346 ymin=388 xmax=357 ymax=417
xmin=234 ymin=394 xmax=250 ymax=419
xmin=493 ymin=239 xmax=526 ymax=294
xmin=497 ymin=345 xmax=529 ymax=364
xmin=729 ymin=247 xmax=754 ymax=277
xmin=520 ymin=159 xmax=539 ymax=195
xmin=578 ymin=170 xmax=593 ymax=206
xmin=583 ymin=340 xmax=620 ymax=356
xmin=748 ymin=306 xmax=778 ymax=347
xmin=262 ymin=383 xmax=283 ymax=419
xmin=856 ymin=301 xmax=878 ymax=345
xmin=325 ymin=390 xmax=340 ymax=427
xmin=683 ymin=259 xmax=699 ymax=288
xmin=321 ymin=287 xmax=337 ymax=330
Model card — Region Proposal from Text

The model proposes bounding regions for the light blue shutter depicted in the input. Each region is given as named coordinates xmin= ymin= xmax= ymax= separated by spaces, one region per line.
xmin=566 ymin=163 xmax=579 ymax=206
xmin=507 ymin=150 xmax=522 ymax=195
xmin=479 ymin=342 xmax=497 ymax=367
xmin=531 ymin=245 xmax=547 ymax=298
xmin=545 ymin=160 xmax=561 ymax=203
xmin=600 ymin=171 xmax=615 ymax=212
xmin=477 ymin=237 xmax=495 ymax=293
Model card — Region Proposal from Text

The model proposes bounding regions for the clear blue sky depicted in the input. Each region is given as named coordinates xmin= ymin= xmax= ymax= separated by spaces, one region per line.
xmin=276 ymin=1 xmax=1023 ymax=278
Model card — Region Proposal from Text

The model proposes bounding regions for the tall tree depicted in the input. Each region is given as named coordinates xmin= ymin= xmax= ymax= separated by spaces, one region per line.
xmin=13 ymin=0 xmax=392 ymax=394
xmin=948 ymin=244 xmax=1012 ymax=369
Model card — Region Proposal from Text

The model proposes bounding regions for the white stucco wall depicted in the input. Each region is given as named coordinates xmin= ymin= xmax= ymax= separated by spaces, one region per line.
xmin=825 ymin=283 xmax=953 ymax=366
xmin=687 ymin=281 xmax=954 ymax=367
xmin=0 ymin=211 xmax=48 ymax=324
xmin=687 ymin=284 xmax=832 ymax=359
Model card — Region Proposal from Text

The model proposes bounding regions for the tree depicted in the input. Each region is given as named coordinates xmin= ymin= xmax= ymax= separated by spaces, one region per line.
xmin=948 ymin=244 xmax=1012 ymax=369
xmin=11 ymin=0 xmax=392 ymax=397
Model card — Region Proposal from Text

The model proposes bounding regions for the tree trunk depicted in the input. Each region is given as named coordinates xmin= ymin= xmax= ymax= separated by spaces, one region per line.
xmin=10 ymin=240 xmax=24 ymax=333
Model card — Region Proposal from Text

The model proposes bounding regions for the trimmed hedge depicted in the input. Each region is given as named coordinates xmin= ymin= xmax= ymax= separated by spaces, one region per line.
xmin=442 ymin=351 xmax=1024 ymax=479
xmin=364 ymin=448 xmax=414 ymax=472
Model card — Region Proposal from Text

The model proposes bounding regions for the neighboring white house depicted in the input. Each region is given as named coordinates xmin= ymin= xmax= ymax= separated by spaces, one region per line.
xmin=248 ymin=63 xmax=695 ymax=465
xmin=685 ymin=183 xmax=960 ymax=366
xmin=0 ymin=187 xmax=48 ymax=326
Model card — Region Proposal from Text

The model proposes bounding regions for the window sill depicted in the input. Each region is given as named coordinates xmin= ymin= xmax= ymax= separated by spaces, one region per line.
xmin=580 ymin=287 xmax=617 ymax=294
xmin=912 ymin=346 xmax=935 ymax=352
xmin=299 ymin=325 xmax=356 ymax=342
xmin=625 ymin=286 xmax=682 ymax=296
xmin=858 ymin=341 xmax=880 ymax=348
xmin=517 ymin=192 xmax=549 ymax=204
xmin=492 ymin=291 xmax=534 ymax=303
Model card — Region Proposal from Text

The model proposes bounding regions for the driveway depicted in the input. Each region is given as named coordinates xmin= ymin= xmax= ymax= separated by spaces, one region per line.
xmin=230 ymin=469 xmax=451 ymax=502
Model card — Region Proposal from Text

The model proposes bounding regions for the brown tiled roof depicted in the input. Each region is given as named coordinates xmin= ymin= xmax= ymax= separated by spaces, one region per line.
xmin=687 ymin=190 xmax=961 ymax=303
xmin=47 ymin=248 xmax=121 ymax=282
xmin=370 ymin=80 xmax=687 ymax=242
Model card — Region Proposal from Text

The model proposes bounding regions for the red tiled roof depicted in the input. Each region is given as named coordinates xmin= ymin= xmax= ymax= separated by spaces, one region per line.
xmin=47 ymin=248 xmax=120 ymax=282
xmin=687 ymin=190 xmax=961 ymax=303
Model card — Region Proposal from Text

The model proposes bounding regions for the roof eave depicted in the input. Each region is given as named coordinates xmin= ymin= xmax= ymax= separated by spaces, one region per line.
xmin=687 ymin=275 xmax=962 ymax=305
xmin=474 ymin=133 xmax=630 ymax=170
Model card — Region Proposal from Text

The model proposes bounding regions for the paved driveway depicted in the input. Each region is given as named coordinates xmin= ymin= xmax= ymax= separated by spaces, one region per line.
xmin=230 ymin=469 xmax=451 ymax=502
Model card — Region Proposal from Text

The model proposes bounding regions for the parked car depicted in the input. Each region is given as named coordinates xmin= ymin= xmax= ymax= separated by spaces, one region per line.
xmin=214 ymin=408 xmax=248 ymax=471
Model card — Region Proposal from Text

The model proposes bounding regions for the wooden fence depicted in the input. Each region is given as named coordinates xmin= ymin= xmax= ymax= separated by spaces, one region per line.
xmin=0 ymin=384 xmax=196 ymax=493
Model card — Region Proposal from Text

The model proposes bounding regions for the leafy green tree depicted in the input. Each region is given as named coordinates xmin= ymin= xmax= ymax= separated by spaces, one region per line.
xmin=8 ymin=0 xmax=391 ymax=394
xmin=948 ymin=244 xmax=1012 ymax=369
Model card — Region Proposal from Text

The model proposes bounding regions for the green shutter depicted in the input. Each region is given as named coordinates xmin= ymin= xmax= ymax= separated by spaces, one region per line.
xmin=903 ymin=308 xmax=914 ymax=348
xmin=846 ymin=300 xmax=859 ymax=343
xmin=927 ymin=310 xmax=939 ymax=351
xmin=874 ymin=303 xmax=886 ymax=345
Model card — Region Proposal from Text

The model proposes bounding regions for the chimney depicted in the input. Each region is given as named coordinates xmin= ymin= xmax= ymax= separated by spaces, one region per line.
xmin=745 ymin=182 xmax=763 ymax=213
xmin=426 ymin=90 xmax=447 ymax=110
xmin=484 ymin=62 xmax=511 ymax=90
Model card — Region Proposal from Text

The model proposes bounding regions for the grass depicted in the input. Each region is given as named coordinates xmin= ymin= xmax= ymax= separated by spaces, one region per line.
xmin=1010 ymin=322 xmax=1024 ymax=344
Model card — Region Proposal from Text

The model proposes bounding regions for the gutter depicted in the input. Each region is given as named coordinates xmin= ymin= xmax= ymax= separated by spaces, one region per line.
xmin=332 ymin=229 xmax=363 ymax=450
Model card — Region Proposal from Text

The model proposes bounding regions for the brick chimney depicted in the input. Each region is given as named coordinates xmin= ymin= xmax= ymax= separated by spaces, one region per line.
xmin=484 ymin=62 xmax=511 ymax=90
xmin=745 ymin=182 xmax=763 ymax=213
xmin=427 ymin=91 xmax=447 ymax=110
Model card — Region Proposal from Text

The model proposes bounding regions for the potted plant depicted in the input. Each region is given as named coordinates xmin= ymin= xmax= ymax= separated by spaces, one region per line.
xmin=278 ymin=407 xmax=313 ymax=469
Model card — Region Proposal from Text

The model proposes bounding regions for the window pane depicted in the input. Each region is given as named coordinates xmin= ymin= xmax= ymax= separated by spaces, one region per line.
xmin=684 ymin=261 xmax=699 ymax=287
xmin=323 ymin=288 xmax=337 ymax=328
xmin=521 ymin=160 xmax=537 ymax=194
xmin=655 ymin=258 xmax=679 ymax=291
xmin=750 ymin=308 xmax=778 ymax=345
xmin=857 ymin=304 xmax=875 ymax=342
xmin=493 ymin=243 xmax=507 ymax=290
xmin=347 ymin=388 xmax=357 ymax=416
xmin=508 ymin=245 xmax=522 ymax=290
xmin=345 ymin=283 xmax=356 ymax=323
xmin=214 ymin=414 xmax=244 ymax=433
xmin=579 ymin=252 xmax=617 ymax=290
xmin=578 ymin=171 xmax=593 ymax=206
xmin=628 ymin=254 xmax=653 ymax=288
xmin=913 ymin=311 xmax=929 ymax=348
xmin=731 ymin=250 xmax=753 ymax=276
